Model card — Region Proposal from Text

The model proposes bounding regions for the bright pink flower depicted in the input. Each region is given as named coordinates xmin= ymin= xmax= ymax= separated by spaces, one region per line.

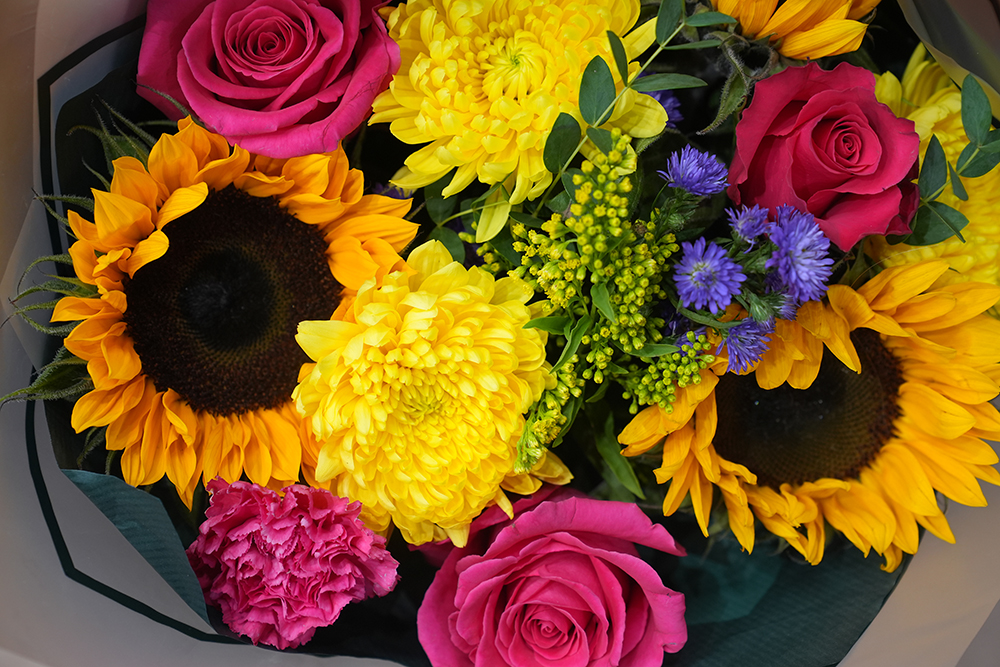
xmin=728 ymin=62 xmax=920 ymax=251
xmin=418 ymin=486 xmax=687 ymax=667
xmin=187 ymin=479 xmax=398 ymax=649
xmin=137 ymin=0 xmax=400 ymax=158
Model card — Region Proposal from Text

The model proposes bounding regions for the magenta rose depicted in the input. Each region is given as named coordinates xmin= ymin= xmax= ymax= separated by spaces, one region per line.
xmin=418 ymin=486 xmax=687 ymax=667
xmin=187 ymin=479 xmax=399 ymax=649
xmin=137 ymin=0 xmax=399 ymax=158
xmin=728 ymin=62 xmax=920 ymax=251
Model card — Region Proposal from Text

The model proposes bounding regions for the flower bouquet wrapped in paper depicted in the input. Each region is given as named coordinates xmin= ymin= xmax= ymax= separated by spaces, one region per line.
xmin=4 ymin=0 xmax=1000 ymax=665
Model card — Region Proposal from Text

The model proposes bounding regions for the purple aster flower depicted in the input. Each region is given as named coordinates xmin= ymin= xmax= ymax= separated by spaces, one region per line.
xmin=726 ymin=205 xmax=769 ymax=245
xmin=673 ymin=237 xmax=746 ymax=314
xmin=765 ymin=205 xmax=834 ymax=304
xmin=721 ymin=318 xmax=775 ymax=374
xmin=371 ymin=183 xmax=413 ymax=199
xmin=657 ymin=146 xmax=728 ymax=196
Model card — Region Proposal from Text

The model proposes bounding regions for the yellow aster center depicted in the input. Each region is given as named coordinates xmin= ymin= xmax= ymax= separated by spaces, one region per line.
xmin=293 ymin=241 xmax=551 ymax=544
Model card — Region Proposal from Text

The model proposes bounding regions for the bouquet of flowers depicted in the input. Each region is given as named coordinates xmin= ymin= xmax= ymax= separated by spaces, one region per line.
xmin=6 ymin=0 xmax=1000 ymax=664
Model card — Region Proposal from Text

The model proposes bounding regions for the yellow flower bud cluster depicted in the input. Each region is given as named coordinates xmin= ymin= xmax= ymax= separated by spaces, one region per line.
xmin=621 ymin=331 xmax=714 ymax=413
xmin=513 ymin=356 xmax=585 ymax=473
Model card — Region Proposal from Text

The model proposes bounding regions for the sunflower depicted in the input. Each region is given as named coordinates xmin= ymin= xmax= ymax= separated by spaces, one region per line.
xmin=293 ymin=240 xmax=572 ymax=547
xmin=51 ymin=118 xmax=418 ymax=507
xmin=619 ymin=260 xmax=1000 ymax=571
xmin=870 ymin=45 xmax=1000 ymax=286
xmin=368 ymin=0 xmax=667 ymax=204
xmin=712 ymin=0 xmax=878 ymax=60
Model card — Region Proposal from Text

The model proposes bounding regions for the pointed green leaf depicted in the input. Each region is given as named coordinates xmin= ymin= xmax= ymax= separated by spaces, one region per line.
xmin=525 ymin=316 xmax=572 ymax=334
xmin=488 ymin=223 xmax=522 ymax=266
xmin=606 ymin=30 xmax=630 ymax=84
xmin=906 ymin=202 xmax=969 ymax=245
xmin=663 ymin=38 xmax=723 ymax=50
xmin=685 ymin=11 xmax=737 ymax=27
xmin=656 ymin=0 xmax=684 ymax=45
xmin=633 ymin=343 xmax=681 ymax=357
xmin=961 ymin=75 xmax=992 ymax=146
xmin=587 ymin=127 xmax=614 ymax=154
xmin=543 ymin=112 xmax=582 ymax=173
xmin=579 ymin=56 xmax=617 ymax=126
xmin=631 ymin=73 xmax=706 ymax=92
xmin=956 ymin=143 xmax=1000 ymax=178
xmin=428 ymin=227 xmax=466 ymax=262
xmin=979 ymin=130 xmax=1000 ymax=153
xmin=591 ymin=282 xmax=615 ymax=321
xmin=553 ymin=314 xmax=594 ymax=372
xmin=510 ymin=211 xmax=545 ymax=228
xmin=595 ymin=411 xmax=645 ymax=499
xmin=918 ymin=135 xmax=947 ymax=200
xmin=700 ymin=70 xmax=747 ymax=134
xmin=947 ymin=162 xmax=968 ymax=201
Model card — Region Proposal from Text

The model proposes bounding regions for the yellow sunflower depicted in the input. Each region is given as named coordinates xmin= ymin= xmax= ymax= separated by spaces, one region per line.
xmin=51 ymin=117 xmax=418 ymax=507
xmin=619 ymin=260 xmax=1000 ymax=571
xmin=870 ymin=45 xmax=1000 ymax=286
xmin=368 ymin=0 xmax=667 ymax=204
xmin=712 ymin=0 xmax=878 ymax=60
xmin=293 ymin=240 xmax=572 ymax=546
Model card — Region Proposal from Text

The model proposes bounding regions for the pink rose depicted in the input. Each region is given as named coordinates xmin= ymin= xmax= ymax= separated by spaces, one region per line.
xmin=728 ymin=62 xmax=920 ymax=251
xmin=137 ymin=0 xmax=400 ymax=158
xmin=418 ymin=486 xmax=687 ymax=667
xmin=187 ymin=479 xmax=398 ymax=649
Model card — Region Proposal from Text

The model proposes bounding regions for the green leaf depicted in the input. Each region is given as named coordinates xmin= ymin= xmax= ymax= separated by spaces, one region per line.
xmin=630 ymin=73 xmax=706 ymax=92
xmin=685 ymin=11 xmax=737 ymax=27
xmin=510 ymin=211 xmax=545 ymax=228
xmin=700 ymin=69 xmax=746 ymax=134
xmin=591 ymin=282 xmax=615 ymax=321
xmin=947 ymin=161 xmax=968 ymax=201
xmin=428 ymin=227 xmax=466 ymax=262
xmin=475 ymin=187 xmax=512 ymax=243
xmin=918 ymin=135 xmax=947 ymax=200
xmin=543 ymin=112 xmax=582 ymax=173
xmin=633 ymin=342 xmax=681 ymax=358
xmin=656 ymin=0 xmax=684 ymax=45
xmin=525 ymin=316 xmax=571 ymax=334
xmin=579 ymin=56 xmax=617 ymax=126
xmin=956 ymin=143 xmax=1000 ymax=178
xmin=488 ymin=223 xmax=522 ymax=266
xmin=586 ymin=127 xmax=614 ymax=154
xmin=553 ymin=314 xmax=593 ymax=372
xmin=62 ymin=470 xmax=211 ymax=624
xmin=547 ymin=191 xmax=572 ymax=214
xmin=606 ymin=30 xmax=629 ymax=84
xmin=906 ymin=202 xmax=969 ymax=245
xmin=663 ymin=38 xmax=723 ymax=50
xmin=594 ymin=411 xmax=645 ymax=499
xmin=979 ymin=130 xmax=1000 ymax=153
xmin=585 ymin=380 xmax=611 ymax=404
xmin=961 ymin=74 xmax=992 ymax=146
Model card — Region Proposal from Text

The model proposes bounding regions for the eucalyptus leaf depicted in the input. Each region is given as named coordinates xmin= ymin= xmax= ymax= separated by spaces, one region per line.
xmin=428 ymin=227 xmax=466 ymax=262
xmin=630 ymin=73 xmax=706 ymax=92
xmin=906 ymin=202 xmax=969 ymax=245
xmin=606 ymin=30 xmax=630 ymax=84
xmin=488 ymin=223 xmax=522 ymax=266
xmin=918 ymin=135 xmax=947 ymax=200
xmin=656 ymin=0 xmax=684 ymax=45
xmin=947 ymin=161 xmax=968 ymax=201
xmin=956 ymin=143 xmax=1000 ymax=178
xmin=961 ymin=74 xmax=992 ymax=146
xmin=587 ymin=127 xmax=614 ymax=155
xmin=979 ymin=130 xmax=1000 ymax=153
xmin=684 ymin=11 xmax=737 ymax=27
xmin=579 ymin=56 xmax=617 ymax=126
xmin=543 ymin=113 xmax=582 ymax=173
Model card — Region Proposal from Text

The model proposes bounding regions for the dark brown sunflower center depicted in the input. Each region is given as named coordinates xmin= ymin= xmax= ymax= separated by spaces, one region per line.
xmin=712 ymin=328 xmax=903 ymax=488
xmin=123 ymin=185 xmax=340 ymax=416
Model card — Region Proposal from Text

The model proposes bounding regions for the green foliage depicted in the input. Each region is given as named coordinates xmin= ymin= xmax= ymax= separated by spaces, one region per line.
xmin=543 ymin=113 xmax=583 ymax=173
xmin=606 ymin=30 xmax=630 ymax=83
xmin=906 ymin=202 xmax=969 ymax=246
xmin=960 ymin=74 xmax=992 ymax=146
xmin=593 ymin=408 xmax=645 ymax=499
xmin=685 ymin=11 xmax=737 ymax=27
xmin=918 ymin=135 xmax=947 ymax=198
xmin=656 ymin=0 xmax=684 ymax=45
xmin=428 ymin=227 xmax=465 ymax=262
xmin=579 ymin=56 xmax=617 ymax=126
xmin=630 ymin=73 xmax=707 ymax=92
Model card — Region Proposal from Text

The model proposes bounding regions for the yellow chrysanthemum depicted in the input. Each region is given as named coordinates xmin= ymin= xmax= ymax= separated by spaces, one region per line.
xmin=293 ymin=240 xmax=572 ymax=546
xmin=712 ymin=0 xmax=878 ymax=60
xmin=368 ymin=0 xmax=667 ymax=204
xmin=619 ymin=260 xmax=1000 ymax=571
xmin=870 ymin=45 xmax=1000 ymax=286
xmin=51 ymin=117 xmax=418 ymax=507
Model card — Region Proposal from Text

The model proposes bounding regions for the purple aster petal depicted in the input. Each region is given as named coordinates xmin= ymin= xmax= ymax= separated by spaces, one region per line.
xmin=673 ymin=237 xmax=746 ymax=314
xmin=726 ymin=204 xmax=770 ymax=245
xmin=765 ymin=206 xmax=834 ymax=304
xmin=657 ymin=146 xmax=728 ymax=196
xmin=721 ymin=318 xmax=774 ymax=374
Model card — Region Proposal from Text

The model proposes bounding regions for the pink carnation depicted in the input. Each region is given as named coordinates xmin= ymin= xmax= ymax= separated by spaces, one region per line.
xmin=187 ymin=478 xmax=399 ymax=649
